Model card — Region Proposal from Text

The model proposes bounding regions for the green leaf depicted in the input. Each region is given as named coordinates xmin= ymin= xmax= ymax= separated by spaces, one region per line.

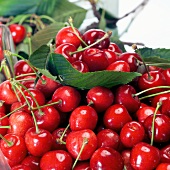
xmin=98 ymin=9 xmax=106 ymax=30
xmin=52 ymin=0 xmax=87 ymax=28
xmin=48 ymin=53 xmax=141 ymax=89
xmin=137 ymin=47 xmax=170 ymax=69
xmin=31 ymin=22 xmax=65 ymax=52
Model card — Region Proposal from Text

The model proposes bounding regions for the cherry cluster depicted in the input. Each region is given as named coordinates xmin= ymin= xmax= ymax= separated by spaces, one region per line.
xmin=0 ymin=25 xmax=170 ymax=170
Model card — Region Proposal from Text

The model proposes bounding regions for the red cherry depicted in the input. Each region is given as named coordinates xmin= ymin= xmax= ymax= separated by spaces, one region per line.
xmin=71 ymin=60 xmax=89 ymax=73
xmin=90 ymin=147 xmax=124 ymax=170
xmin=106 ymin=60 xmax=130 ymax=72
xmin=24 ymin=127 xmax=53 ymax=157
xmin=7 ymin=111 xmax=34 ymax=137
xmin=82 ymin=48 xmax=109 ymax=72
xmin=120 ymin=121 xmax=145 ymax=148
xmin=156 ymin=163 xmax=170 ymax=170
xmin=86 ymin=86 xmax=114 ymax=113
xmin=103 ymin=49 xmax=117 ymax=64
xmin=55 ymin=26 xmax=81 ymax=48
xmin=162 ymin=68 xmax=170 ymax=86
xmin=108 ymin=42 xmax=123 ymax=54
xmin=130 ymin=142 xmax=160 ymax=170
xmin=0 ymin=134 xmax=27 ymax=163
xmin=40 ymin=150 xmax=73 ymax=170
xmin=73 ymin=161 xmax=91 ymax=170
xmin=138 ymin=70 xmax=166 ymax=95
xmin=34 ymin=105 xmax=60 ymax=132
xmin=69 ymin=105 xmax=98 ymax=131
xmin=11 ymin=164 xmax=31 ymax=170
xmin=35 ymin=74 xmax=62 ymax=98
xmin=9 ymin=24 xmax=26 ymax=44
xmin=21 ymin=155 xmax=41 ymax=170
xmin=161 ymin=100 xmax=170 ymax=117
xmin=66 ymin=129 xmax=98 ymax=160
xmin=52 ymin=86 xmax=81 ymax=113
xmin=103 ymin=104 xmax=132 ymax=132
xmin=0 ymin=112 xmax=9 ymax=136
xmin=160 ymin=144 xmax=170 ymax=163
xmin=115 ymin=84 xmax=141 ymax=114
xmin=96 ymin=128 xmax=120 ymax=150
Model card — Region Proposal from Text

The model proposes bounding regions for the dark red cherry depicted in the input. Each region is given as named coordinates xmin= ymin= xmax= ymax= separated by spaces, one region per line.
xmin=108 ymin=42 xmax=123 ymax=54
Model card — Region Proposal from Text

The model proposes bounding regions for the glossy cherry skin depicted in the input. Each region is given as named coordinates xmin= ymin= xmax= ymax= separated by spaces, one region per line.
xmin=69 ymin=105 xmax=98 ymax=131
xmin=0 ymin=112 xmax=9 ymax=136
xmin=103 ymin=49 xmax=118 ymax=64
xmin=0 ymin=80 xmax=18 ymax=105
xmin=96 ymin=128 xmax=120 ymax=150
xmin=7 ymin=111 xmax=34 ymax=137
xmin=82 ymin=48 xmax=109 ymax=72
xmin=35 ymin=74 xmax=62 ymax=98
xmin=118 ymin=52 xmax=141 ymax=72
xmin=115 ymin=84 xmax=141 ymax=114
xmin=156 ymin=163 xmax=170 ymax=170
xmin=138 ymin=70 xmax=166 ymax=95
xmin=0 ymin=134 xmax=27 ymax=163
xmin=161 ymin=100 xmax=170 ymax=117
xmin=55 ymin=26 xmax=81 ymax=48
xmin=52 ymin=85 xmax=81 ymax=113
xmin=11 ymin=164 xmax=31 ymax=170
xmin=162 ymin=68 xmax=170 ymax=86
xmin=144 ymin=114 xmax=170 ymax=143
xmin=9 ymin=24 xmax=26 ymax=44
xmin=21 ymin=155 xmax=41 ymax=170
xmin=106 ymin=60 xmax=130 ymax=72
xmin=86 ymin=86 xmax=114 ymax=113
xmin=54 ymin=43 xmax=79 ymax=63
xmin=24 ymin=127 xmax=53 ymax=157
xmin=40 ymin=150 xmax=73 ymax=170
xmin=73 ymin=161 xmax=91 ymax=170
xmin=160 ymin=144 xmax=170 ymax=163
xmin=71 ymin=60 xmax=89 ymax=73
xmin=52 ymin=128 xmax=71 ymax=150
xmin=34 ymin=105 xmax=60 ymax=132
xmin=120 ymin=121 xmax=145 ymax=148
xmin=108 ymin=42 xmax=123 ymax=54
xmin=103 ymin=104 xmax=132 ymax=132
xmin=82 ymin=29 xmax=110 ymax=49
xmin=130 ymin=142 xmax=160 ymax=170
xmin=90 ymin=147 xmax=124 ymax=170
xmin=66 ymin=129 xmax=98 ymax=160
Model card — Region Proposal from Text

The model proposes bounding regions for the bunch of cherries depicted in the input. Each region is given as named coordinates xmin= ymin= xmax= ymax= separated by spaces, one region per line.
xmin=0 ymin=24 xmax=170 ymax=170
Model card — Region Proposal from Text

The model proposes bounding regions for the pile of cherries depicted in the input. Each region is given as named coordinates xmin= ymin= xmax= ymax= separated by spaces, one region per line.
xmin=1 ymin=25 xmax=170 ymax=170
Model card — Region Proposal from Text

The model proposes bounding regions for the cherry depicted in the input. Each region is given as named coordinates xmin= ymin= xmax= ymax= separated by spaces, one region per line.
xmin=55 ymin=26 xmax=82 ymax=48
xmin=90 ymin=147 xmax=124 ymax=170
xmin=115 ymin=84 xmax=141 ymax=114
xmin=82 ymin=48 xmax=109 ymax=72
xmin=161 ymin=99 xmax=170 ymax=116
xmin=86 ymin=86 xmax=114 ymax=113
xmin=108 ymin=42 xmax=123 ymax=54
xmin=34 ymin=105 xmax=60 ymax=132
xmin=160 ymin=144 xmax=170 ymax=163
xmin=11 ymin=164 xmax=31 ymax=170
xmin=40 ymin=150 xmax=73 ymax=170
xmin=69 ymin=105 xmax=98 ymax=131
xmin=130 ymin=142 xmax=160 ymax=170
xmin=73 ymin=161 xmax=91 ymax=170
xmin=138 ymin=70 xmax=166 ymax=95
xmin=106 ymin=60 xmax=130 ymax=72
xmin=54 ymin=43 xmax=79 ymax=63
xmin=52 ymin=85 xmax=81 ymax=113
xmin=9 ymin=24 xmax=26 ymax=44
xmin=0 ymin=112 xmax=9 ymax=136
xmin=82 ymin=29 xmax=110 ymax=49
xmin=162 ymin=68 xmax=170 ymax=85
xmin=0 ymin=134 xmax=27 ymax=164
xmin=52 ymin=127 xmax=71 ymax=150
xmin=96 ymin=128 xmax=120 ymax=150
xmin=7 ymin=111 xmax=34 ymax=137
xmin=103 ymin=104 xmax=132 ymax=132
xmin=120 ymin=121 xmax=145 ymax=148
xmin=21 ymin=155 xmax=41 ymax=170
xmin=103 ymin=49 xmax=118 ymax=65
xmin=156 ymin=163 xmax=170 ymax=170
xmin=24 ymin=127 xmax=53 ymax=157
xmin=66 ymin=129 xmax=98 ymax=160
xmin=144 ymin=114 xmax=170 ymax=143
xmin=71 ymin=60 xmax=89 ymax=73
xmin=35 ymin=74 xmax=62 ymax=98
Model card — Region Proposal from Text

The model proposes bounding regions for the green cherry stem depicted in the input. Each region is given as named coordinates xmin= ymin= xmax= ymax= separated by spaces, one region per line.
xmin=0 ymin=134 xmax=13 ymax=146
xmin=40 ymin=15 xmax=56 ymax=23
xmin=72 ymin=137 xmax=88 ymax=170
xmin=59 ymin=124 xmax=70 ymax=145
xmin=0 ymin=59 xmax=12 ymax=79
xmin=0 ymin=126 xmax=10 ymax=129
xmin=150 ymin=101 xmax=162 ymax=146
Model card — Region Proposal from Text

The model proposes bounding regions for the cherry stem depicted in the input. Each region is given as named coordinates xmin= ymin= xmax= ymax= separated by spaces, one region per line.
xmin=134 ymin=86 xmax=170 ymax=97
xmin=0 ymin=134 xmax=13 ymax=147
xmin=68 ymin=17 xmax=88 ymax=47
xmin=150 ymin=101 xmax=162 ymax=146
xmin=0 ymin=126 xmax=10 ymax=129
xmin=0 ymin=59 xmax=12 ymax=79
xmin=72 ymin=137 xmax=88 ymax=170
xmin=27 ymin=32 xmax=32 ymax=55
xmin=59 ymin=124 xmax=70 ymax=145
xmin=39 ymin=15 xmax=56 ymax=23
xmin=70 ymin=30 xmax=112 ymax=55
xmin=0 ymin=100 xmax=4 ymax=107
xmin=87 ymin=100 xmax=94 ymax=106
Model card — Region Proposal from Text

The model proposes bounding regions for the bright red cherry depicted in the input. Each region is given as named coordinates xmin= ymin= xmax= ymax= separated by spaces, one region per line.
xmin=55 ymin=26 xmax=81 ymax=48
xmin=156 ymin=163 xmax=170 ymax=170
xmin=162 ymin=68 xmax=170 ymax=86
xmin=11 ymin=164 xmax=31 ymax=170
xmin=71 ymin=60 xmax=89 ymax=73
xmin=103 ymin=49 xmax=117 ymax=65
xmin=73 ymin=161 xmax=91 ymax=170
xmin=9 ymin=24 xmax=26 ymax=44
xmin=160 ymin=144 xmax=170 ymax=163
xmin=0 ymin=112 xmax=9 ymax=136
xmin=108 ymin=42 xmax=123 ymax=54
